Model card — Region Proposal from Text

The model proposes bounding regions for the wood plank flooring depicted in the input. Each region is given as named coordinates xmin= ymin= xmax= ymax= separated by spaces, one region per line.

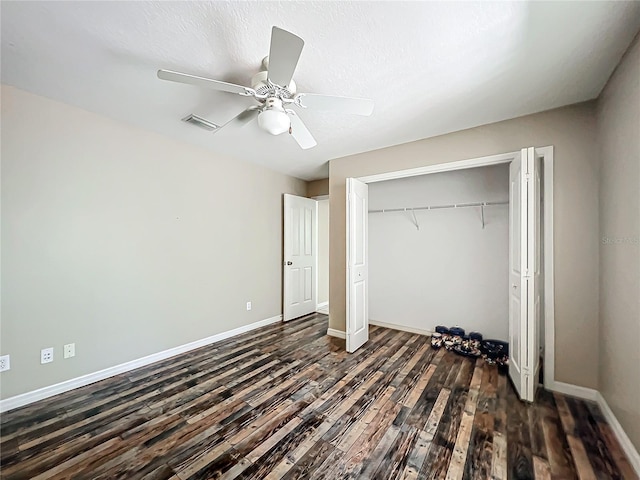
xmin=1 ymin=314 xmax=636 ymax=480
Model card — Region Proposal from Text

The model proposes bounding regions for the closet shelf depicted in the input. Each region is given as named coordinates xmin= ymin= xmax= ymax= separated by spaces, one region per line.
xmin=368 ymin=200 xmax=508 ymax=214
xmin=368 ymin=200 xmax=508 ymax=230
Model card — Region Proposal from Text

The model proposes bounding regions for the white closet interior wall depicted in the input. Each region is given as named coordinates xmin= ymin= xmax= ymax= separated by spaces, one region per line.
xmin=368 ymin=164 xmax=510 ymax=340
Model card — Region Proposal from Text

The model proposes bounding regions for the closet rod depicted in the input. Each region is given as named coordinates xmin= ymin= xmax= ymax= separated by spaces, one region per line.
xmin=368 ymin=200 xmax=508 ymax=214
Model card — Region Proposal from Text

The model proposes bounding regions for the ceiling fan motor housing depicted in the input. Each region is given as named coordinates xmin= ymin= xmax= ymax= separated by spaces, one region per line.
xmin=251 ymin=70 xmax=297 ymax=97
xmin=258 ymin=98 xmax=290 ymax=135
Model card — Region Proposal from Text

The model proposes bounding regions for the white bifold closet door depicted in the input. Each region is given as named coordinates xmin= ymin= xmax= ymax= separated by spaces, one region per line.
xmin=346 ymin=178 xmax=369 ymax=353
xmin=347 ymin=149 xmax=541 ymax=403
xmin=283 ymin=194 xmax=317 ymax=321
xmin=509 ymin=147 xmax=542 ymax=402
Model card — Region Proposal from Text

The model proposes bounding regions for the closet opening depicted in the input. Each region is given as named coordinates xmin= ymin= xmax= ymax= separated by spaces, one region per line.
xmin=346 ymin=147 xmax=554 ymax=402
xmin=368 ymin=163 xmax=510 ymax=342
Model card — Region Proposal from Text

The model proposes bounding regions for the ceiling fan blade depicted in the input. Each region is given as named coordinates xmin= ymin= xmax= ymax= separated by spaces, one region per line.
xmin=288 ymin=111 xmax=317 ymax=150
xmin=267 ymin=27 xmax=304 ymax=88
xmin=157 ymin=69 xmax=253 ymax=96
xmin=225 ymin=106 xmax=260 ymax=128
xmin=296 ymin=93 xmax=374 ymax=116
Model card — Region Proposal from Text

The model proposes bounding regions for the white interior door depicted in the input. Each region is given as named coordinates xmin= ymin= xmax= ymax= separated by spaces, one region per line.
xmin=283 ymin=194 xmax=317 ymax=321
xmin=528 ymin=148 xmax=542 ymax=393
xmin=346 ymin=178 xmax=368 ymax=353
xmin=509 ymin=150 xmax=526 ymax=399
xmin=508 ymin=147 xmax=541 ymax=402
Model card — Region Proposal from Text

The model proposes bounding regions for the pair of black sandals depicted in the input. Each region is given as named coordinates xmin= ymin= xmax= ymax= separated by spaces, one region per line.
xmin=431 ymin=325 xmax=509 ymax=367
xmin=431 ymin=326 xmax=482 ymax=357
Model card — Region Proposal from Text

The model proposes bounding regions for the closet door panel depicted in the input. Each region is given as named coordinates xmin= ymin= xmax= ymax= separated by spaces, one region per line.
xmin=347 ymin=177 xmax=369 ymax=353
xmin=509 ymin=149 xmax=528 ymax=401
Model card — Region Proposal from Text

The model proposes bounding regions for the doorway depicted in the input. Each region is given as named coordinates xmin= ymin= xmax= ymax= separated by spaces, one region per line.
xmin=316 ymin=197 xmax=330 ymax=315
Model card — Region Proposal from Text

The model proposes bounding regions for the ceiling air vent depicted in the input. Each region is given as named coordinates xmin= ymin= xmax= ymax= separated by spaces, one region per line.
xmin=181 ymin=114 xmax=220 ymax=132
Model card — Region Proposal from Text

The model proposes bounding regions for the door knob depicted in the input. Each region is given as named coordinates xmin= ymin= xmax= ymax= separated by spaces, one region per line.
xmin=512 ymin=284 xmax=517 ymax=289
xmin=286 ymin=261 xmax=293 ymax=266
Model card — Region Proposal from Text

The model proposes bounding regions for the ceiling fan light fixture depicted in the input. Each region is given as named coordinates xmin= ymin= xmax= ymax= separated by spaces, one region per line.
xmin=257 ymin=108 xmax=290 ymax=135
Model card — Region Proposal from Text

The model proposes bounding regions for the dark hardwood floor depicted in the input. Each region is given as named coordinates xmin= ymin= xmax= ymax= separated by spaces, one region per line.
xmin=0 ymin=314 xmax=636 ymax=480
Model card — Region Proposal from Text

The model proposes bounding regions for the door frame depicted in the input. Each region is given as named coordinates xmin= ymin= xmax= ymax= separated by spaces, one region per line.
xmin=348 ymin=146 xmax=556 ymax=390
xmin=311 ymin=194 xmax=330 ymax=315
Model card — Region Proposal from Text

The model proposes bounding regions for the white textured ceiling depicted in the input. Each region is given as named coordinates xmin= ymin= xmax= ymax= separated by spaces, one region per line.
xmin=2 ymin=2 xmax=639 ymax=180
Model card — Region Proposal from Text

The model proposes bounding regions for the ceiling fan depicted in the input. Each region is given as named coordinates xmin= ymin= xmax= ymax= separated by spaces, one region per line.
xmin=157 ymin=27 xmax=374 ymax=150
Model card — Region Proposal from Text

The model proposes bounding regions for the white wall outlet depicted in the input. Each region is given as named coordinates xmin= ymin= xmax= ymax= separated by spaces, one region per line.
xmin=0 ymin=355 xmax=10 ymax=372
xmin=246 ymin=301 xmax=252 ymax=311
xmin=63 ymin=343 xmax=75 ymax=359
xmin=41 ymin=347 xmax=54 ymax=364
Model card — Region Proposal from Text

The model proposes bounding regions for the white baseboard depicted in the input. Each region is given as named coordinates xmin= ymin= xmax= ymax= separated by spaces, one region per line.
xmin=595 ymin=392 xmax=640 ymax=475
xmin=316 ymin=302 xmax=329 ymax=314
xmin=0 ymin=314 xmax=283 ymax=413
xmin=369 ymin=320 xmax=433 ymax=337
xmin=547 ymin=381 xmax=639 ymax=475
xmin=547 ymin=380 xmax=599 ymax=401
xmin=326 ymin=328 xmax=345 ymax=339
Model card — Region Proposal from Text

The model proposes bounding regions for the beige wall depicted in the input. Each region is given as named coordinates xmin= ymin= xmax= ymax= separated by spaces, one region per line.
xmin=0 ymin=86 xmax=307 ymax=399
xmin=330 ymin=102 xmax=600 ymax=389
xmin=597 ymin=34 xmax=640 ymax=450
xmin=307 ymin=178 xmax=329 ymax=198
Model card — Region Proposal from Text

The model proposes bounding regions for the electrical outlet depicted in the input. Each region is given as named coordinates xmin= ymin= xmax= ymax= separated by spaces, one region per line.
xmin=246 ymin=301 xmax=252 ymax=311
xmin=63 ymin=343 xmax=75 ymax=359
xmin=0 ymin=355 xmax=10 ymax=372
xmin=41 ymin=347 xmax=54 ymax=364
